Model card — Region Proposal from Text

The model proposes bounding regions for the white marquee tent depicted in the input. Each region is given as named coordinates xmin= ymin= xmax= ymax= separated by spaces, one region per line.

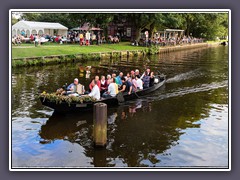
xmin=12 ymin=20 xmax=68 ymax=37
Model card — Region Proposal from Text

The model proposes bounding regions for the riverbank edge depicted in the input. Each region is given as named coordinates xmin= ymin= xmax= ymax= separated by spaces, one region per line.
xmin=11 ymin=42 xmax=220 ymax=68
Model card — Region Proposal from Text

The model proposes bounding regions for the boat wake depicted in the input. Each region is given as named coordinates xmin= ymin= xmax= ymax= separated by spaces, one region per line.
xmin=166 ymin=69 xmax=203 ymax=83
xmin=147 ymin=80 xmax=228 ymax=101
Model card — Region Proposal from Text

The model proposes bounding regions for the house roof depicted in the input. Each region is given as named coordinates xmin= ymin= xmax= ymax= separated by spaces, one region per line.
xmin=12 ymin=20 xmax=68 ymax=30
xmin=164 ymin=29 xmax=184 ymax=32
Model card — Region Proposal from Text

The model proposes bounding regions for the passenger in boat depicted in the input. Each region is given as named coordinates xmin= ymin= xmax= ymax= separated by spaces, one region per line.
xmin=100 ymin=75 xmax=108 ymax=95
xmin=112 ymin=73 xmax=116 ymax=79
xmin=135 ymin=75 xmax=143 ymax=90
xmin=131 ymin=75 xmax=138 ymax=92
xmin=140 ymin=68 xmax=151 ymax=79
xmin=126 ymin=72 xmax=131 ymax=79
xmin=87 ymin=79 xmax=100 ymax=100
xmin=61 ymin=78 xmax=85 ymax=96
xmin=115 ymin=72 xmax=123 ymax=86
xmin=130 ymin=70 xmax=135 ymax=76
xmin=89 ymin=75 xmax=101 ymax=91
xmin=66 ymin=78 xmax=79 ymax=93
xmin=102 ymin=78 xmax=118 ymax=98
xmin=119 ymin=77 xmax=133 ymax=95
xmin=135 ymin=69 xmax=141 ymax=78
xmin=106 ymin=74 xmax=112 ymax=85
xmin=149 ymin=71 xmax=155 ymax=87
xmin=142 ymin=71 xmax=151 ymax=89
xmin=146 ymin=68 xmax=151 ymax=76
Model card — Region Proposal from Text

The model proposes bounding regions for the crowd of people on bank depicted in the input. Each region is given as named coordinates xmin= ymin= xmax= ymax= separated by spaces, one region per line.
xmin=133 ymin=35 xmax=204 ymax=47
xmin=60 ymin=68 xmax=156 ymax=101
xmin=12 ymin=31 xmax=121 ymax=46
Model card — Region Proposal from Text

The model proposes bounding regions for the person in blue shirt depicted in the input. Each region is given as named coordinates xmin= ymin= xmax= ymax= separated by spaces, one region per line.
xmin=67 ymin=78 xmax=79 ymax=92
xmin=115 ymin=72 xmax=123 ymax=86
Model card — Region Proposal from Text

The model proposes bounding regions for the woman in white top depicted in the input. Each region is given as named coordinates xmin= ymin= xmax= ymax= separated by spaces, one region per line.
xmin=102 ymin=78 xmax=117 ymax=98
xmin=88 ymin=80 xmax=100 ymax=100
xmin=135 ymin=75 xmax=143 ymax=90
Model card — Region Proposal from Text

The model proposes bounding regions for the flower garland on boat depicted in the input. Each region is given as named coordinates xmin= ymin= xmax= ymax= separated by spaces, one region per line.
xmin=39 ymin=91 xmax=97 ymax=106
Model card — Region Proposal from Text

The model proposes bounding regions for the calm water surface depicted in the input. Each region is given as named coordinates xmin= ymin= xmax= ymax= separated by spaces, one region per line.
xmin=11 ymin=46 xmax=229 ymax=168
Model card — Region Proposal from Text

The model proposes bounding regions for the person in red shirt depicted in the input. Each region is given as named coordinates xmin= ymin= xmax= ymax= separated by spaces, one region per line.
xmin=89 ymin=76 xmax=101 ymax=92
xmin=100 ymin=75 xmax=108 ymax=96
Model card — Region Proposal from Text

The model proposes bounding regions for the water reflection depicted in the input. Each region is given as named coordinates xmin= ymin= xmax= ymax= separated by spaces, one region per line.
xmin=12 ymin=46 xmax=229 ymax=167
xmin=37 ymin=87 xmax=227 ymax=167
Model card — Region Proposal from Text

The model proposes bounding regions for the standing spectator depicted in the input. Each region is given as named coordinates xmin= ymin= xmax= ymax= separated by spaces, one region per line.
xmin=85 ymin=31 xmax=90 ymax=46
xmin=79 ymin=32 xmax=84 ymax=46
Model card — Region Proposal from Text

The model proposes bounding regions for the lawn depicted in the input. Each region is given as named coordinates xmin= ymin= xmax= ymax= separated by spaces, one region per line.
xmin=11 ymin=42 xmax=146 ymax=58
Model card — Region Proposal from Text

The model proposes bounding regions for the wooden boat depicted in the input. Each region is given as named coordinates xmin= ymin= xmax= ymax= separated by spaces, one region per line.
xmin=40 ymin=74 xmax=166 ymax=113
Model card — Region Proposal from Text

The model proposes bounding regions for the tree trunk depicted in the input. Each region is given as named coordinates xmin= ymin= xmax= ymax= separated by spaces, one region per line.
xmin=186 ymin=17 xmax=190 ymax=36
xmin=149 ymin=23 xmax=155 ymax=39
xmin=135 ymin=28 xmax=142 ymax=42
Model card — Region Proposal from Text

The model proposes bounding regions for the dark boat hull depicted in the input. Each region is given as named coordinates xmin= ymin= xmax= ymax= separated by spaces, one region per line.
xmin=40 ymin=76 xmax=166 ymax=113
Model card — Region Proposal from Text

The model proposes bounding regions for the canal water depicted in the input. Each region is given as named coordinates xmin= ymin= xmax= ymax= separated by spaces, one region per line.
xmin=11 ymin=46 xmax=229 ymax=168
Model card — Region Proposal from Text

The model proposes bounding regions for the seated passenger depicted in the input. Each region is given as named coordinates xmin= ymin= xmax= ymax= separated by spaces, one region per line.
xmin=60 ymin=78 xmax=85 ymax=96
xmin=106 ymin=74 xmax=112 ymax=85
xmin=112 ymin=73 xmax=116 ymax=79
xmin=136 ymin=75 xmax=143 ymax=90
xmin=119 ymin=77 xmax=133 ymax=95
xmin=131 ymin=70 xmax=135 ymax=76
xmin=89 ymin=75 xmax=101 ymax=91
xmin=87 ymin=80 xmax=100 ymax=100
xmin=140 ymin=68 xmax=151 ymax=79
xmin=66 ymin=78 xmax=79 ymax=94
xmin=100 ymin=75 xmax=108 ymax=95
xmin=102 ymin=78 xmax=118 ymax=98
xmin=115 ymin=72 xmax=123 ymax=86
xmin=135 ymin=69 xmax=141 ymax=77
xmin=129 ymin=75 xmax=138 ymax=92
xmin=142 ymin=71 xmax=150 ymax=89
xmin=149 ymin=72 xmax=155 ymax=87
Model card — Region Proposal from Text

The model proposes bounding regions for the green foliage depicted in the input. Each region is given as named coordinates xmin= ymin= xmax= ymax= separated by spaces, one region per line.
xmin=178 ymin=13 xmax=229 ymax=40
xmin=82 ymin=54 xmax=91 ymax=60
xmin=20 ymin=12 xmax=229 ymax=41
xmin=12 ymin=16 xmax=18 ymax=25
xmin=112 ymin=52 xmax=121 ymax=58
xmin=21 ymin=13 xmax=41 ymax=21
xmin=39 ymin=92 xmax=97 ymax=106
xmin=65 ymin=54 xmax=76 ymax=62
xmin=91 ymin=53 xmax=101 ymax=60
xmin=12 ymin=59 xmax=25 ymax=67
xmin=132 ymin=51 xmax=138 ymax=57
xmin=143 ymin=45 xmax=159 ymax=55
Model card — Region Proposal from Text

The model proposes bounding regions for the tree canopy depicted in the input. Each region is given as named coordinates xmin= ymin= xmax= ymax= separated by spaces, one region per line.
xmin=16 ymin=12 xmax=228 ymax=40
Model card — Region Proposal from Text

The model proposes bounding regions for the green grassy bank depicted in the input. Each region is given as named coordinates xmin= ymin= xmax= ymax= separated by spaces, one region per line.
xmin=12 ymin=42 xmax=146 ymax=59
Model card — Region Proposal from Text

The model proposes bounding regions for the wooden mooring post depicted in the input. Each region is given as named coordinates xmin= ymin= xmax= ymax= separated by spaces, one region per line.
xmin=93 ymin=103 xmax=107 ymax=147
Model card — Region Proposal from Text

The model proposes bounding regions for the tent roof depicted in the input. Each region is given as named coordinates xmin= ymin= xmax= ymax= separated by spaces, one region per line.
xmin=12 ymin=20 xmax=68 ymax=30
